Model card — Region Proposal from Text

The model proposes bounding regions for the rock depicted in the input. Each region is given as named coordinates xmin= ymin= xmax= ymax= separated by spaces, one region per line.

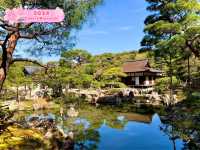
xmin=97 ymin=95 xmax=118 ymax=104
xmin=149 ymin=92 xmax=161 ymax=101
xmin=68 ymin=131 xmax=74 ymax=139
xmin=161 ymin=94 xmax=178 ymax=106
xmin=33 ymin=98 xmax=49 ymax=110
xmin=28 ymin=116 xmax=39 ymax=122
xmin=67 ymin=106 xmax=79 ymax=117
xmin=62 ymin=136 xmax=74 ymax=150
xmin=44 ymin=129 xmax=54 ymax=139
xmin=162 ymin=94 xmax=170 ymax=106
xmin=27 ymin=114 xmax=55 ymax=129
xmin=44 ymin=127 xmax=75 ymax=149
xmin=129 ymin=91 xmax=134 ymax=98
xmin=116 ymin=97 xmax=122 ymax=105
xmin=172 ymin=94 xmax=178 ymax=104
xmin=118 ymin=91 xmax=124 ymax=98
xmin=57 ymin=125 xmax=68 ymax=138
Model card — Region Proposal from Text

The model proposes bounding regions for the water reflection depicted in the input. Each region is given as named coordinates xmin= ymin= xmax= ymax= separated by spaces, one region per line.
xmin=120 ymin=113 xmax=153 ymax=124
xmin=160 ymin=120 xmax=200 ymax=150
xmin=8 ymin=105 xmax=187 ymax=150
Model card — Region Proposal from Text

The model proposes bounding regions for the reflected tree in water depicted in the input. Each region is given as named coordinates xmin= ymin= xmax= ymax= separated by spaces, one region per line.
xmin=160 ymin=122 xmax=199 ymax=150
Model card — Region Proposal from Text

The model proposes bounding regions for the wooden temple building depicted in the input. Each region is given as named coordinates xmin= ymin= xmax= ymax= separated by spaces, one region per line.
xmin=120 ymin=113 xmax=153 ymax=124
xmin=122 ymin=59 xmax=163 ymax=88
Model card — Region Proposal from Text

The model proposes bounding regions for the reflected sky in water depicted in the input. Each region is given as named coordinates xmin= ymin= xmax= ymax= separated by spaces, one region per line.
xmin=12 ymin=106 xmax=185 ymax=150
xmin=98 ymin=114 xmax=184 ymax=150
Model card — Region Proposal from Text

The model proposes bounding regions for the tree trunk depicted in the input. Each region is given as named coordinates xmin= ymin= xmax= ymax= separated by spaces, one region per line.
xmin=29 ymin=86 xmax=32 ymax=99
xmin=187 ymin=56 xmax=191 ymax=90
xmin=0 ymin=32 xmax=20 ymax=93
xmin=169 ymin=54 xmax=173 ymax=103
xmin=25 ymin=84 xmax=27 ymax=94
xmin=16 ymin=86 xmax=19 ymax=103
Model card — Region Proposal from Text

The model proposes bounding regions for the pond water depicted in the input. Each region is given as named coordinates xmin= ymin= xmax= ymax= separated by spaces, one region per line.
xmin=98 ymin=115 xmax=183 ymax=150
xmin=3 ymin=104 xmax=186 ymax=150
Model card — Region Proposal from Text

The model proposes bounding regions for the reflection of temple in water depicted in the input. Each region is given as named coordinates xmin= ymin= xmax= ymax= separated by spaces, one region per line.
xmin=120 ymin=113 xmax=153 ymax=124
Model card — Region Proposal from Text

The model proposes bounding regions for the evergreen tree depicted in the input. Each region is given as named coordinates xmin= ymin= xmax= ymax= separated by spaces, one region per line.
xmin=0 ymin=0 xmax=102 ymax=91
xmin=143 ymin=0 xmax=200 ymax=95
xmin=141 ymin=0 xmax=177 ymax=51
xmin=142 ymin=0 xmax=200 ymax=56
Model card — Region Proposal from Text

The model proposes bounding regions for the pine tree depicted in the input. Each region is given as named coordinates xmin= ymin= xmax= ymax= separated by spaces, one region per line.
xmin=141 ymin=0 xmax=177 ymax=51
xmin=0 ymin=0 xmax=102 ymax=92
xmin=142 ymin=0 xmax=200 ymax=56
xmin=142 ymin=0 xmax=200 ymax=98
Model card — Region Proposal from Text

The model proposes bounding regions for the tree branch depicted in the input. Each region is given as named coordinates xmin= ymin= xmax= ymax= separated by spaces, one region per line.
xmin=0 ymin=22 xmax=34 ymax=32
xmin=19 ymin=24 xmax=62 ymax=39
xmin=186 ymin=38 xmax=200 ymax=57
xmin=24 ymin=23 xmax=34 ymax=28
xmin=0 ymin=40 xmax=3 ymax=46
xmin=11 ymin=58 xmax=47 ymax=69
xmin=0 ymin=18 xmax=4 ymax=23
xmin=0 ymin=24 xmax=19 ymax=32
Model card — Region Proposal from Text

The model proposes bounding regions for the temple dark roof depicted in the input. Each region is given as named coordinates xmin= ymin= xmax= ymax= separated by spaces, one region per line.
xmin=123 ymin=59 xmax=162 ymax=73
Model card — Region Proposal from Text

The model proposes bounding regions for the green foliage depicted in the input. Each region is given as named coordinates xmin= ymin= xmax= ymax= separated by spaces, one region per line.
xmin=102 ymin=67 xmax=127 ymax=81
xmin=0 ymin=0 xmax=102 ymax=57
xmin=143 ymin=0 xmax=200 ymax=57
xmin=0 ymin=0 xmax=21 ymax=9
xmin=143 ymin=0 xmax=200 ymax=90
xmin=155 ymin=76 xmax=181 ymax=93
xmin=3 ymin=49 xmax=200 ymax=94
xmin=35 ymin=49 xmax=142 ymax=90
xmin=61 ymin=49 xmax=93 ymax=64
xmin=34 ymin=63 xmax=71 ymax=97
xmin=100 ymin=67 xmax=127 ymax=88
xmin=4 ymin=63 xmax=32 ymax=88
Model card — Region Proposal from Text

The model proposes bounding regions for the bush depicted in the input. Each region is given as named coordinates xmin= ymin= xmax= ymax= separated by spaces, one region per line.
xmin=155 ymin=76 xmax=181 ymax=93
xmin=105 ymin=88 xmax=122 ymax=95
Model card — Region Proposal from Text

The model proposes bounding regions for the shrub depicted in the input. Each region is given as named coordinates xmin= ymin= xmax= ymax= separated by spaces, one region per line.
xmin=155 ymin=76 xmax=181 ymax=93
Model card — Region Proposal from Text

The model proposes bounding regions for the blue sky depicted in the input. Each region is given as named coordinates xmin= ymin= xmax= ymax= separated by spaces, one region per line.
xmin=14 ymin=0 xmax=148 ymax=62
xmin=74 ymin=0 xmax=148 ymax=54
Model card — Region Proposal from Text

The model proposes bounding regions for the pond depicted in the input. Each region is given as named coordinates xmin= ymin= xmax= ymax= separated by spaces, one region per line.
xmin=1 ymin=104 xmax=187 ymax=150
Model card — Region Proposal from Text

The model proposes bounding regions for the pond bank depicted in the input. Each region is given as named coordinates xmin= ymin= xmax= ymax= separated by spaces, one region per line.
xmin=159 ymin=95 xmax=200 ymax=149
xmin=67 ymin=88 xmax=181 ymax=107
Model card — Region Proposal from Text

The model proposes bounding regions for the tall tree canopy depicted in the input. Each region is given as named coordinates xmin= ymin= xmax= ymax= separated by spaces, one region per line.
xmin=0 ymin=0 xmax=102 ymax=91
xmin=141 ymin=0 xmax=200 ymax=58
xmin=142 ymin=0 xmax=200 ymax=95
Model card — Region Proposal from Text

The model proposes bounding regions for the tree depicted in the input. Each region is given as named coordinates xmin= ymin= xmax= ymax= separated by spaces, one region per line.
xmin=143 ymin=0 xmax=200 ymax=97
xmin=4 ymin=62 xmax=31 ymax=101
xmin=61 ymin=49 xmax=93 ymax=65
xmin=141 ymin=0 xmax=176 ymax=51
xmin=0 ymin=0 xmax=102 ymax=92
xmin=155 ymin=36 xmax=184 ymax=91
xmin=142 ymin=0 xmax=200 ymax=57
xmin=101 ymin=67 xmax=127 ymax=88
xmin=33 ymin=62 xmax=71 ymax=97
xmin=60 ymin=49 xmax=94 ymax=89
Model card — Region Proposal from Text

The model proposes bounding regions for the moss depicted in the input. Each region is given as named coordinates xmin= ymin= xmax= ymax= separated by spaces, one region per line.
xmin=105 ymin=88 xmax=121 ymax=95
xmin=0 ymin=126 xmax=48 ymax=150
